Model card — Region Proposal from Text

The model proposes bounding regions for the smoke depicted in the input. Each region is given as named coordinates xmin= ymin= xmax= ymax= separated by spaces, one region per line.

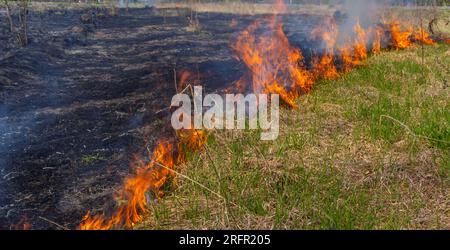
xmin=336 ymin=0 xmax=387 ymax=46
xmin=342 ymin=0 xmax=381 ymax=23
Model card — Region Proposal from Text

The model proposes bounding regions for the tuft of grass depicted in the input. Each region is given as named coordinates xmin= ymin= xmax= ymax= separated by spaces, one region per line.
xmin=81 ymin=152 xmax=104 ymax=165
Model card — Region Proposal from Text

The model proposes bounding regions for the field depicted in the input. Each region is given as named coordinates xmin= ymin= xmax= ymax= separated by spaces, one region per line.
xmin=0 ymin=2 xmax=449 ymax=229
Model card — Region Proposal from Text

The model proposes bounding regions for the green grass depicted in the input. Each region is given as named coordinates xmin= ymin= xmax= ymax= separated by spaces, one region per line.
xmin=138 ymin=44 xmax=449 ymax=229
xmin=81 ymin=152 xmax=104 ymax=165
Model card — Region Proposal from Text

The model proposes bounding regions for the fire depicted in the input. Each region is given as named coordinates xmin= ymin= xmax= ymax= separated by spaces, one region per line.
xmin=313 ymin=52 xmax=339 ymax=80
xmin=311 ymin=17 xmax=339 ymax=80
xmin=79 ymin=2 xmax=446 ymax=230
xmin=389 ymin=20 xmax=439 ymax=48
xmin=177 ymin=129 xmax=207 ymax=153
xmin=231 ymin=4 xmax=444 ymax=107
xmin=390 ymin=21 xmax=413 ymax=49
xmin=412 ymin=28 xmax=436 ymax=45
xmin=337 ymin=22 xmax=370 ymax=72
xmin=80 ymin=129 xmax=207 ymax=230
xmin=353 ymin=22 xmax=368 ymax=61
xmin=178 ymin=70 xmax=192 ymax=91
xmin=372 ymin=27 xmax=383 ymax=54
xmin=231 ymin=1 xmax=313 ymax=108
xmin=11 ymin=216 xmax=31 ymax=230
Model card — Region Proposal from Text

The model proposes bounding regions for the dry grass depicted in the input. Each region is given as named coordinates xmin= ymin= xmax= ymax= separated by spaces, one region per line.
xmin=156 ymin=2 xmax=338 ymax=16
xmin=384 ymin=6 xmax=450 ymax=37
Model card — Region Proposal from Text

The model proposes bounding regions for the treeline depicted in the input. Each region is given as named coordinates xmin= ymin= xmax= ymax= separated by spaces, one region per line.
xmin=10 ymin=0 xmax=449 ymax=6
xmin=161 ymin=0 xmax=449 ymax=6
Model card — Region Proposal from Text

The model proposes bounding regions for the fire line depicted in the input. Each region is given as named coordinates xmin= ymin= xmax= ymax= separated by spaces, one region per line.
xmin=79 ymin=1 xmax=445 ymax=230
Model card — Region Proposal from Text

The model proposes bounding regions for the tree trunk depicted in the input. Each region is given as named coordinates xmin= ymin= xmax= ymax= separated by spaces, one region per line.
xmin=3 ymin=0 xmax=29 ymax=46
xmin=4 ymin=0 xmax=17 ymax=34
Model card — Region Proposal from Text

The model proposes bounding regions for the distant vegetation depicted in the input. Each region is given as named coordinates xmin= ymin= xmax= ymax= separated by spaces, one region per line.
xmin=2 ymin=0 xmax=30 ymax=46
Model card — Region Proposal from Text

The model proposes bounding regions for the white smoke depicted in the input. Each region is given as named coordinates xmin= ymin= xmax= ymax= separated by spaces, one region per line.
xmin=337 ymin=0 xmax=386 ymax=46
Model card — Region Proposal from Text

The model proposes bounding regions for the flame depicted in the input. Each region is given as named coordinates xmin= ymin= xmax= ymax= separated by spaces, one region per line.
xmin=338 ymin=22 xmax=371 ymax=72
xmin=311 ymin=17 xmax=338 ymax=50
xmin=311 ymin=17 xmax=339 ymax=80
xmin=412 ymin=28 xmax=436 ymax=45
xmin=177 ymin=129 xmax=207 ymax=153
xmin=389 ymin=20 xmax=439 ymax=48
xmin=313 ymin=51 xmax=339 ymax=80
xmin=353 ymin=22 xmax=368 ymax=61
xmin=372 ymin=27 xmax=383 ymax=54
xmin=79 ymin=3 xmax=446 ymax=230
xmin=11 ymin=216 xmax=31 ymax=230
xmin=80 ymin=129 xmax=207 ymax=230
xmin=390 ymin=21 xmax=414 ymax=49
xmin=178 ymin=70 xmax=192 ymax=91
xmin=231 ymin=1 xmax=312 ymax=108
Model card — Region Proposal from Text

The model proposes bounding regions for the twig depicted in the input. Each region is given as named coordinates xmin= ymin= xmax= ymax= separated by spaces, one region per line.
xmin=38 ymin=216 xmax=69 ymax=230
xmin=151 ymin=160 xmax=224 ymax=201
xmin=420 ymin=16 xmax=425 ymax=81
xmin=144 ymin=145 xmax=244 ymax=210
xmin=188 ymin=84 xmax=231 ymax=224
xmin=179 ymin=84 xmax=191 ymax=95
xmin=173 ymin=67 xmax=178 ymax=93
xmin=379 ymin=115 xmax=450 ymax=145
xmin=153 ymin=83 xmax=192 ymax=116
xmin=144 ymin=144 xmax=226 ymax=202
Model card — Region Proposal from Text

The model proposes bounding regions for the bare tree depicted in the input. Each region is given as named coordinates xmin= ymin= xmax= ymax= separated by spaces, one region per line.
xmin=3 ymin=0 xmax=30 ymax=46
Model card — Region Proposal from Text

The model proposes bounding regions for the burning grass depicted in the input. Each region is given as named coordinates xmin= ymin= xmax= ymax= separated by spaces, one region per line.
xmin=79 ymin=129 xmax=208 ymax=229
xmin=79 ymin=2 xmax=449 ymax=230
xmin=139 ymin=44 xmax=449 ymax=229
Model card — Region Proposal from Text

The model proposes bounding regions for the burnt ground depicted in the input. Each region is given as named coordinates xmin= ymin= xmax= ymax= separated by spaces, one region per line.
xmin=0 ymin=7 xmax=324 ymax=229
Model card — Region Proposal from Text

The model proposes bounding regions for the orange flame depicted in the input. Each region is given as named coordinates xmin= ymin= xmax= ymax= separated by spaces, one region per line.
xmin=11 ymin=216 xmax=31 ymax=230
xmin=313 ymin=51 xmax=339 ymax=80
xmin=390 ymin=21 xmax=414 ymax=49
xmin=372 ymin=27 xmax=383 ymax=54
xmin=311 ymin=17 xmax=339 ymax=80
xmin=80 ymin=129 xmax=207 ymax=230
xmin=178 ymin=70 xmax=192 ymax=91
xmin=338 ymin=22 xmax=370 ymax=72
xmin=353 ymin=22 xmax=369 ymax=61
xmin=231 ymin=1 xmax=312 ymax=108
xmin=412 ymin=28 xmax=436 ymax=45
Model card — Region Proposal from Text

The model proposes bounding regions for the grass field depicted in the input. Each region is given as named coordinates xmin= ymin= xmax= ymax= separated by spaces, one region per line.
xmin=138 ymin=43 xmax=449 ymax=229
